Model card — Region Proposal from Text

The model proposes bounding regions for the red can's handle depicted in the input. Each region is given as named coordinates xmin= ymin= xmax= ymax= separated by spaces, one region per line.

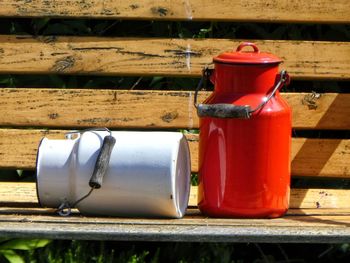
xmin=236 ymin=42 xmax=260 ymax=53
xmin=194 ymin=70 xmax=289 ymax=119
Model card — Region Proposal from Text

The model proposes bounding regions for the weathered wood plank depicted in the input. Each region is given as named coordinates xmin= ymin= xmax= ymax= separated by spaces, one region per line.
xmin=3 ymin=208 xmax=350 ymax=227
xmin=291 ymin=138 xmax=350 ymax=178
xmin=1 ymin=89 xmax=349 ymax=130
xmin=193 ymin=187 xmax=350 ymax=209
xmin=3 ymin=206 xmax=350 ymax=220
xmin=2 ymin=183 xmax=350 ymax=209
xmin=0 ymin=36 xmax=349 ymax=79
xmin=1 ymin=206 xmax=350 ymax=217
xmin=0 ymin=182 xmax=39 ymax=205
xmin=0 ymin=0 xmax=349 ymax=23
xmin=1 ymin=129 xmax=350 ymax=178
xmin=285 ymin=92 xmax=350 ymax=130
xmin=2 ymin=182 xmax=350 ymax=242
xmin=1 ymin=220 xmax=350 ymax=242
xmin=289 ymin=188 xmax=350 ymax=209
xmin=191 ymin=186 xmax=350 ymax=209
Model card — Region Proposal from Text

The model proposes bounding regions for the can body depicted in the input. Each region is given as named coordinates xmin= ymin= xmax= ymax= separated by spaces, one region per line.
xmin=37 ymin=131 xmax=191 ymax=218
xmin=197 ymin=47 xmax=292 ymax=218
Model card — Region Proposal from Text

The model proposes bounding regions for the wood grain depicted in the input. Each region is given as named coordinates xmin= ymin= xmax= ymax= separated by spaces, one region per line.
xmin=291 ymin=138 xmax=350 ymax=178
xmin=0 ymin=182 xmax=39 ymax=205
xmin=1 ymin=128 xmax=350 ymax=178
xmin=191 ymin=186 xmax=350 ymax=209
xmin=2 ymin=183 xmax=350 ymax=210
xmin=0 ymin=36 xmax=349 ymax=79
xmin=1 ymin=218 xmax=350 ymax=242
xmin=0 ymin=221 xmax=350 ymax=243
xmin=3 ymin=209 xmax=350 ymax=227
xmin=1 ymin=206 xmax=350 ymax=217
xmin=0 ymin=0 xmax=349 ymax=23
xmin=2 ymin=183 xmax=350 ymax=242
xmin=1 ymin=89 xmax=349 ymax=130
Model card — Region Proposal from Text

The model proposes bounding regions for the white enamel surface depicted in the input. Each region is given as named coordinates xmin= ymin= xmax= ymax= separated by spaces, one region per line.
xmin=36 ymin=131 xmax=191 ymax=218
xmin=36 ymin=138 xmax=77 ymax=207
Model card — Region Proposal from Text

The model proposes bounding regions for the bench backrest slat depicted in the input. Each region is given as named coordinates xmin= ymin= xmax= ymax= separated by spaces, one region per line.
xmin=0 ymin=36 xmax=349 ymax=80
xmin=1 ymin=182 xmax=350 ymax=209
xmin=1 ymin=0 xmax=349 ymax=23
xmin=1 ymin=89 xmax=349 ymax=130
xmin=1 ymin=129 xmax=349 ymax=179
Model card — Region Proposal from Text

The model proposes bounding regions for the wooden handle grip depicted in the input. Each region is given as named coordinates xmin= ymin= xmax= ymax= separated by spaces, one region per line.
xmin=89 ymin=135 xmax=116 ymax=189
xmin=197 ymin=104 xmax=251 ymax=119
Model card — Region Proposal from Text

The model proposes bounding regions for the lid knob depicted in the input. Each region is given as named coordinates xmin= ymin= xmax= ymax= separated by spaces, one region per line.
xmin=236 ymin=42 xmax=260 ymax=53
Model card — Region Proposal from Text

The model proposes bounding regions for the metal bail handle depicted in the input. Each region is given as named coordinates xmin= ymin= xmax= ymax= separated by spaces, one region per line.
xmin=65 ymin=127 xmax=116 ymax=189
xmin=194 ymin=69 xmax=290 ymax=119
xmin=57 ymin=128 xmax=116 ymax=216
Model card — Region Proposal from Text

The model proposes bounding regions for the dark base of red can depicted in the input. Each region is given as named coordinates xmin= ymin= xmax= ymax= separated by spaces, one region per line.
xmin=198 ymin=204 xmax=288 ymax=219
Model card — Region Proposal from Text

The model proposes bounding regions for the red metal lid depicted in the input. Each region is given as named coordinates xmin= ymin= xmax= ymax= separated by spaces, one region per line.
xmin=213 ymin=42 xmax=282 ymax=64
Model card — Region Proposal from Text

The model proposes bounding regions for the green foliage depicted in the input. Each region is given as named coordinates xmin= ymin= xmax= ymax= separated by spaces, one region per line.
xmin=1 ymin=250 xmax=24 ymax=263
xmin=30 ymin=241 xmax=235 ymax=263
xmin=32 ymin=241 xmax=153 ymax=263
xmin=0 ymin=239 xmax=51 ymax=263
xmin=0 ymin=239 xmax=347 ymax=263
xmin=191 ymin=173 xmax=198 ymax=186
xmin=193 ymin=23 xmax=214 ymax=39
xmin=0 ymin=239 xmax=50 ymax=250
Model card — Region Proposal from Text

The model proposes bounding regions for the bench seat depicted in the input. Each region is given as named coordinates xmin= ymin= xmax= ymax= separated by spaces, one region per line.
xmin=1 ymin=183 xmax=350 ymax=242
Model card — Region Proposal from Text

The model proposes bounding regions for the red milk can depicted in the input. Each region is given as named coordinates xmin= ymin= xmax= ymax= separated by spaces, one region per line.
xmin=195 ymin=42 xmax=291 ymax=218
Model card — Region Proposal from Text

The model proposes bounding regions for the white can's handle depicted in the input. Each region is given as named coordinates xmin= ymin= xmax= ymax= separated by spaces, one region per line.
xmin=57 ymin=127 xmax=116 ymax=216
xmin=89 ymin=135 xmax=116 ymax=189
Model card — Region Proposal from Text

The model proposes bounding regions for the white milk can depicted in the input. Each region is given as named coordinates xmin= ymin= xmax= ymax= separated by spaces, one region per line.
xmin=36 ymin=129 xmax=191 ymax=218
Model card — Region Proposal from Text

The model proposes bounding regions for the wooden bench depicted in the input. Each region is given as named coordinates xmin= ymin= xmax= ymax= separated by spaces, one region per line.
xmin=0 ymin=0 xmax=349 ymax=242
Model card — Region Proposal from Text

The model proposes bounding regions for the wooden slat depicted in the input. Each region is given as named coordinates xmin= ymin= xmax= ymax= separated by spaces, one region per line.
xmin=291 ymin=138 xmax=350 ymax=178
xmin=191 ymin=187 xmax=350 ymax=209
xmin=289 ymin=188 xmax=350 ymax=209
xmin=1 ymin=129 xmax=350 ymax=178
xmin=0 ymin=0 xmax=349 ymax=23
xmin=1 ymin=206 xmax=350 ymax=217
xmin=0 ymin=182 xmax=39 ymax=206
xmin=0 ymin=218 xmax=349 ymax=242
xmin=2 ymin=183 xmax=350 ymax=210
xmin=0 ymin=36 xmax=349 ymax=79
xmin=2 ymin=209 xmax=350 ymax=228
xmin=1 ymin=89 xmax=349 ymax=130
xmin=2 ymin=206 xmax=350 ymax=217
xmin=1 ymin=183 xmax=350 ymax=242
xmin=190 ymin=187 xmax=350 ymax=209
